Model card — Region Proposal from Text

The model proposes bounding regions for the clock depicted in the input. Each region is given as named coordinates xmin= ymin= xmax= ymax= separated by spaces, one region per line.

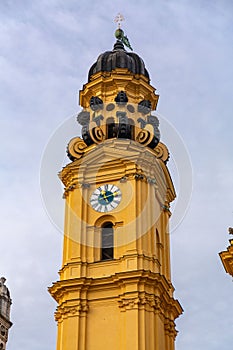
xmin=90 ymin=184 xmax=122 ymax=212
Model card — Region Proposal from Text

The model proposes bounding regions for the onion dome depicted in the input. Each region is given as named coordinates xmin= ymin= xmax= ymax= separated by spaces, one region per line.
xmin=88 ymin=40 xmax=150 ymax=82
xmin=73 ymin=28 xmax=161 ymax=162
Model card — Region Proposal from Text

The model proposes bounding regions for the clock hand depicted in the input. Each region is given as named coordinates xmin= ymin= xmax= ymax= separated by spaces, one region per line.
xmin=100 ymin=190 xmax=110 ymax=203
xmin=105 ymin=191 xmax=120 ymax=199
xmin=104 ymin=192 xmax=119 ymax=199
xmin=99 ymin=191 xmax=120 ymax=204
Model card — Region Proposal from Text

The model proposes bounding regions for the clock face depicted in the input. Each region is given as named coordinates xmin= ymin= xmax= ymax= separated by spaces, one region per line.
xmin=90 ymin=184 xmax=122 ymax=212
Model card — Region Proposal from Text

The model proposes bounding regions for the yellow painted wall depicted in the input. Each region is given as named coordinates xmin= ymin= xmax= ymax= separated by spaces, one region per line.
xmin=49 ymin=64 xmax=182 ymax=350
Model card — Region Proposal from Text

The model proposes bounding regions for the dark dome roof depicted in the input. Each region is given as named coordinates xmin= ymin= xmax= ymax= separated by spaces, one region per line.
xmin=88 ymin=40 xmax=150 ymax=82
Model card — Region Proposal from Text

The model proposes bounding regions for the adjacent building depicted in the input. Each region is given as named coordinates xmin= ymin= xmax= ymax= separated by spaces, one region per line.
xmin=0 ymin=278 xmax=12 ymax=350
xmin=219 ymin=228 xmax=233 ymax=277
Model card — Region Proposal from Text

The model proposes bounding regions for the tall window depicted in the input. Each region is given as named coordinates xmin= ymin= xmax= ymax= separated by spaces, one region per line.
xmin=101 ymin=222 xmax=114 ymax=260
xmin=155 ymin=229 xmax=161 ymax=262
xmin=128 ymin=118 xmax=135 ymax=139
xmin=106 ymin=117 xmax=116 ymax=139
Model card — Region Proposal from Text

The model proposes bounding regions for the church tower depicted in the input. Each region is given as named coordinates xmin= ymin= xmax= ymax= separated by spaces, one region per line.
xmin=0 ymin=278 xmax=12 ymax=350
xmin=49 ymin=26 xmax=182 ymax=350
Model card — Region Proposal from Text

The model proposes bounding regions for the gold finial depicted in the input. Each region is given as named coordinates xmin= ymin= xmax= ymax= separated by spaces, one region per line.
xmin=114 ymin=13 xmax=125 ymax=28
xmin=114 ymin=13 xmax=133 ymax=51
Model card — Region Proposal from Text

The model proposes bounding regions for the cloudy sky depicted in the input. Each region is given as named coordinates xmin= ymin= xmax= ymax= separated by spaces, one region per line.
xmin=1 ymin=1 xmax=233 ymax=349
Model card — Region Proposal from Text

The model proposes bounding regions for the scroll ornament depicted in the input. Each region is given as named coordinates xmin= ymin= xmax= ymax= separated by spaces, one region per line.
xmin=154 ymin=142 xmax=169 ymax=163
xmin=67 ymin=137 xmax=88 ymax=161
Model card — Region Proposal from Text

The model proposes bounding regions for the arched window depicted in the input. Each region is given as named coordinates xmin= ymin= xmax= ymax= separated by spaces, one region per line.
xmin=101 ymin=222 xmax=114 ymax=260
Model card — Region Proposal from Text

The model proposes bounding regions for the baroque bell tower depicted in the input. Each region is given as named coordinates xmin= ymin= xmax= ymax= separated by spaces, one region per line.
xmin=49 ymin=24 xmax=182 ymax=350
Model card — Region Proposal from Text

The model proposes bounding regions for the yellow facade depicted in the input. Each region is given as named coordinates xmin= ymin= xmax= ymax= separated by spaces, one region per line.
xmin=219 ymin=229 xmax=233 ymax=277
xmin=49 ymin=37 xmax=182 ymax=350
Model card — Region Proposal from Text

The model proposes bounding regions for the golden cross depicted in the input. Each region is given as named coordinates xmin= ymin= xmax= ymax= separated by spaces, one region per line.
xmin=114 ymin=13 xmax=125 ymax=28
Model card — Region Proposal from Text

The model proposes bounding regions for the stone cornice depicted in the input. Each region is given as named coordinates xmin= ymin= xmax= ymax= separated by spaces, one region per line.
xmin=79 ymin=69 xmax=159 ymax=110
xmin=60 ymin=139 xmax=175 ymax=204
xmin=55 ymin=300 xmax=89 ymax=322
xmin=49 ymin=270 xmax=182 ymax=318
